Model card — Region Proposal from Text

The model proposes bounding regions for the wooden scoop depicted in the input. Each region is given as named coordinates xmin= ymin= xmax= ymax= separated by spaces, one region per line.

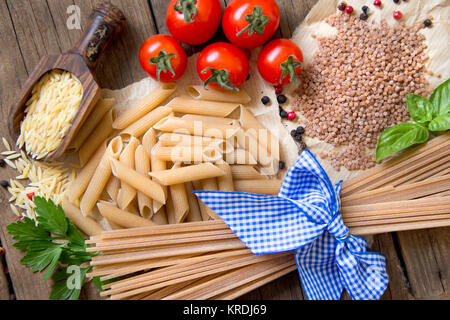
xmin=8 ymin=1 xmax=126 ymax=162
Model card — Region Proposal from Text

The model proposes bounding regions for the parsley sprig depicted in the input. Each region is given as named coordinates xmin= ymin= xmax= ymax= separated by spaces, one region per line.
xmin=6 ymin=197 xmax=104 ymax=300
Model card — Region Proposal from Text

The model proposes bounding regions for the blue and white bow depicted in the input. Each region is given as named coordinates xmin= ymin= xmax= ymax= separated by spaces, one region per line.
xmin=194 ymin=150 xmax=389 ymax=300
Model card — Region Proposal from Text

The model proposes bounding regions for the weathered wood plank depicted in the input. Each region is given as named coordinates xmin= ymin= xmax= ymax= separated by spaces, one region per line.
xmin=0 ymin=264 xmax=9 ymax=300
xmin=258 ymin=271 xmax=304 ymax=300
xmin=395 ymin=229 xmax=448 ymax=299
xmin=427 ymin=228 xmax=450 ymax=294
xmin=0 ymin=0 xmax=53 ymax=300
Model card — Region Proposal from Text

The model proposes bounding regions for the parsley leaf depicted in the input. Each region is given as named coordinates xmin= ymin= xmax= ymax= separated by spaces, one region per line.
xmin=50 ymin=266 xmax=90 ymax=300
xmin=6 ymin=217 xmax=51 ymax=251
xmin=34 ymin=197 xmax=68 ymax=236
xmin=20 ymin=241 xmax=66 ymax=280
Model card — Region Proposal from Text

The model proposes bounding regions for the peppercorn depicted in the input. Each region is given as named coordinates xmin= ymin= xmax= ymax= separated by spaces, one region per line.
xmin=345 ymin=6 xmax=353 ymax=15
xmin=299 ymin=142 xmax=307 ymax=150
xmin=362 ymin=6 xmax=369 ymax=14
xmin=275 ymin=86 xmax=283 ymax=95
xmin=360 ymin=13 xmax=368 ymax=21
xmin=277 ymin=94 xmax=287 ymax=104
xmin=279 ymin=109 xmax=288 ymax=119
xmin=294 ymin=134 xmax=303 ymax=143
xmin=338 ymin=2 xmax=347 ymax=11
xmin=296 ymin=126 xmax=305 ymax=135
xmin=0 ymin=180 xmax=10 ymax=189
xmin=393 ymin=10 xmax=402 ymax=20
xmin=374 ymin=0 xmax=382 ymax=7
xmin=290 ymin=130 xmax=297 ymax=137
xmin=424 ymin=19 xmax=432 ymax=27
xmin=261 ymin=96 xmax=270 ymax=105
xmin=278 ymin=161 xmax=286 ymax=170
xmin=0 ymin=159 xmax=5 ymax=168
xmin=287 ymin=111 xmax=297 ymax=121
xmin=393 ymin=0 xmax=399 ymax=3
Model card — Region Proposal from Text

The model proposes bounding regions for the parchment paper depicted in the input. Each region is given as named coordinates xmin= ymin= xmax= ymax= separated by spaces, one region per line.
xmin=103 ymin=0 xmax=450 ymax=185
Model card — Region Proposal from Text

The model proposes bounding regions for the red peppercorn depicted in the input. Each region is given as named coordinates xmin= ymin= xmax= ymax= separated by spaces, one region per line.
xmin=287 ymin=111 xmax=297 ymax=121
xmin=393 ymin=10 xmax=402 ymax=20
xmin=26 ymin=192 xmax=35 ymax=201
xmin=0 ymin=247 xmax=4 ymax=255
xmin=275 ymin=86 xmax=283 ymax=95
xmin=345 ymin=6 xmax=353 ymax=14
xmin=373 ymin=0 xmax=382 ymax=7
xmin=338 ymin=2 xmax=347 ymax=11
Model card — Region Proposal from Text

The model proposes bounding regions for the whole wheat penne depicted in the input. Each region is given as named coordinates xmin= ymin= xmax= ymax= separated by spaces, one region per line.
xmin=97 ymin=202 xmax=156 ymax=228
xmin=135 ymin=146 xmax=153 ymax=218
xmin=62 ymin=197 xmax=104 ymax=236
xmin=110 ymin=158 xmax=166 ymax=204
xmin=120 ymin=106 xmax=173 ymax=139
xmin=68 ymin=142 xmax=107 ymax=203
xmin=166 ymin=97 xmax=240 ymax=117
xmin=234 ymin=179 xmax=282 ymax=195
xmin=106 ymin=177 xmax=120 ymax=203
xmin=117 ymin=137 xmax=140 ymax=210
xmin=181 ymin=114 xmax=236 ymax=126
xmin=154 ymin=116 xmax=240 ymax=140
xmin=79 ymin=109 xmax=114 ymax=166
xmin=152 ymin=207 xmax=169 ymax=225
xmin=185 ymin=182 xmax=203 ymax=222
xmin=113 ymin=83 xmax=177 ymax=129
xmin=68 ymin=98 xmax=115 ymax=152
xmin=150 ymin=163 xmax=225 ymax=186
xmin=186 ymin=85 xmax=251 ymax=104
xmin=80 ymin=137 xmax=123 ymax=216
xmin=230 ymin=165 xmax=269 ymax=180
xmin=151 ymin=144 xmax=222 ymax=163
xmin=216 ymin=162 xmax=234 ymax=191
xmin=142 ymin=128 xmax=157 ymax=157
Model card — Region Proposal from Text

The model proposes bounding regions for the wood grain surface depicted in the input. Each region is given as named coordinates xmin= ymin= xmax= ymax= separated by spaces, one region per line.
xmin=0 ymin=0 xmax=448 ymax=300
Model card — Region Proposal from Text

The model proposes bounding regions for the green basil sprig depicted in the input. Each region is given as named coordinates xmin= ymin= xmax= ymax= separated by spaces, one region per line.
xmin=376 ymin=78 xmax=449 ymax=162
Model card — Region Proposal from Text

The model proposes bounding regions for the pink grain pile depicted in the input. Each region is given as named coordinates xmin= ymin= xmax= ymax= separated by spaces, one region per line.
xmin=294 ymin=13 xmax=430 ymax=171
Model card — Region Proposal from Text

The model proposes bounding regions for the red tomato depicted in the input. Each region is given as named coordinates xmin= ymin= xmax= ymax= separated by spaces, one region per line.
xmin=166 ymin=0 xmax=222 ymax=45
xmin=139 ymin=35 xmax=187 ymax=82
xmin=257 ymin=39 xmax=304 ymax=86
xmin=197 ymin=42 xmax=249 ymax=91
xmin=222 ymin=0 xmax=280 ymax=49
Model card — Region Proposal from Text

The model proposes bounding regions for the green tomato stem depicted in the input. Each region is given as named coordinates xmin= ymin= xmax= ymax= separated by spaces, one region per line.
xmin=149 ymin=50 xmax=177 ymax=81
xmin=236 ymin=6 xmax=270 ymax=37
xmin=201 ymin=67 xmax=239 ymax=92
xmin=174 ymin=0 xmax=198 ymax=23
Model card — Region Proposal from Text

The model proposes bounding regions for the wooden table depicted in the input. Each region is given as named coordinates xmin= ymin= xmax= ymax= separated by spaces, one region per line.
xmin=0 ymin=0 xmax=448 ymax=300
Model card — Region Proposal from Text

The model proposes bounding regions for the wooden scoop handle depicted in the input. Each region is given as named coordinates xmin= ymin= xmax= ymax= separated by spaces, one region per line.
xmin=70 ymin=2 xmax=126 ymax=71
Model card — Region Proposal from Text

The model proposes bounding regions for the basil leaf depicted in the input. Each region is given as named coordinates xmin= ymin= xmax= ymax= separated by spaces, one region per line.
xmin=376 ymin=122 xmax=429 ymax=161
xmin=428 ymin=113 xmax=450 ymax=132
xmin=406 ymin=94 xmax=435 ymax=124
xmin=430 ymin=77 xmax=449 ymax=116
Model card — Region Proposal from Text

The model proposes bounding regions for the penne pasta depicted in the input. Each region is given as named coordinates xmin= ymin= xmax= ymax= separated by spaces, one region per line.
xmin=97 ymin=202 xmax=156 ymax=228
xmin=150 ymin=144 xmax=167 ymax=214
xmin=224 ymin=149 xmax=258 ymax=165
xmin=158 ymin=133 xmax=225 ymax=148
xmin=166 ymin=97 xmax=240 ymax=117
xmin=152 ymin=207 xmax=169 ymax=225
xmin=120 ymin=106 xmax=173 ymax=139
xmin=151 ymin=144 xmax=222 ymax=163
xmin=165 ymin=190 xmax=176 ymax=224
xmin=216 ymin=162 xmax=234 ymax=191
xmin=106 ymin=177 xmax=120 ymax=203
xmin=68 ymin=98 xmax=115 ymax=152
xmin=235 ymin=128 xmax=276 ymax=169
xmin=110 ymin=158 xmax=167 ymax=204
xmin=117 ymin=137 xmax=140 ymax=210
xmin=154 ymin=116 xmax=240 ymax=140
xmin=149 ymin=163 xmax=226 ymax=186
xmin=80 ymin=136 xmax=123 ymax=217
xmin=181 ymin=114 xmax=236 ymax=126
xmin=184 ymin=182 xmax=203 ymax=222
xmin=200 ymin=178 xmax=221 ymax=220
xmin=142 ymin=128 xmax=157 ymax=157
xmin=68 ymin=142 xmax=106 ymax=203
xmin=230 ymin=165 xmax=269 ymax=180
xmin=113 ymin=83 xmax=177 ymax=130
xmin=186 ymin=85 xmax=251 ymax=104
xmin=79 ymin=109 xmax=115 ymax=166
xmin=135 ymin=145 xmax=153 ymax=218
xmin=169 ymin=164 xmax=190 ymax=224
xmin=234 ymin=180 xmax=283 ymax=195
xmin=192 ymin=180 xmax=212 ymax=221
xmin=62 ymin=197 xmax=104 ymax=236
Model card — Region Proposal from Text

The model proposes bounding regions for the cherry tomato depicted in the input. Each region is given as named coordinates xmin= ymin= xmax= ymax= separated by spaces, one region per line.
xmin=197 ymin=42 xmax=249 ymax=91
xmin=222 ymin=0 xmax=280 ymax=49
xmin=257 ymin=39 xmax=304 ymax=87
xmin=139 ymin=34 xmax=187 ymax=82
xmin=166 ymin=0 xmax=222 ymax=45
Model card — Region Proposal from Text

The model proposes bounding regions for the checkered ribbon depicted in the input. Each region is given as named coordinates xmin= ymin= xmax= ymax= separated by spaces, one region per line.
xmin=194 ymin=150 xmax=389 ymax=300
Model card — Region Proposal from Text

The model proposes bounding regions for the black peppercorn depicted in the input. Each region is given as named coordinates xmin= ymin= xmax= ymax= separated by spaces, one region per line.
xmin=338 ymin=2 xmax=347 ymax=11
xmin=296 ymin=126 xmax=305 ymax=135
xmin=360 ymin=13 xmax=368 ymax=20
xmin=277 ymin=95 xmax=287 ymax=104
xmin=424 ymin=19 xmax=432 ymax=27
xmin=279 ymin=109 xmax=288 ymax=119
xmin=0 ymin=180 xmax=10 ymax=189
xmin=294 ymin=134 xmax=303 ymax=143
xmin=261 ymin=96 xmax=270 ymax=105
xmin=362 ymin=5 xmax=369 ymax=14
xmin=290 ymin=130 xmax=297 ymax=137
xmin=299 ymin=142 xmax=307 ymax=150
xmin=393 ymin=0 xmax=399 ymax=3
xmin=278 ymin=161 xmax=286 ymax=170
xmin=247 ymin=74 xmax=251 ymax=81
xmin=0 ymin=159 xmax=5 ymax=168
